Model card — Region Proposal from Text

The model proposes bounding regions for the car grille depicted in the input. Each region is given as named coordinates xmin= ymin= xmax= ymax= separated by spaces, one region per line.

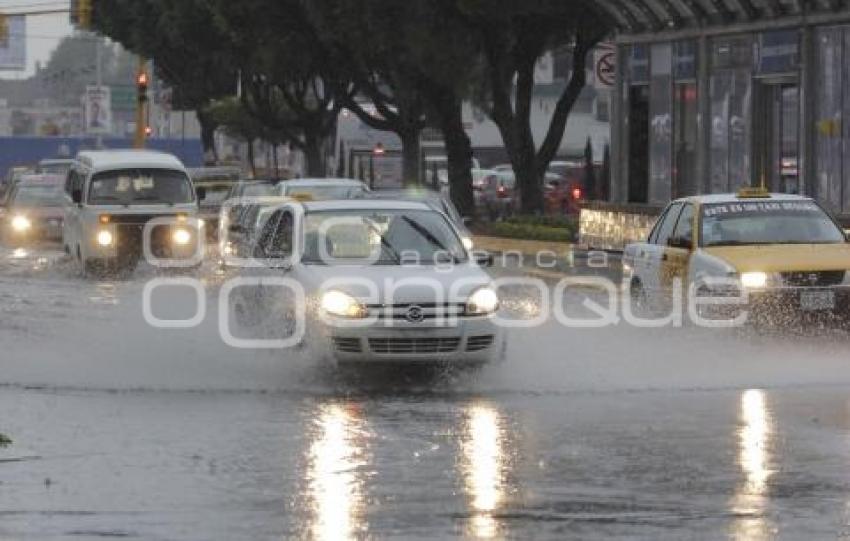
xmin=333 ymin=337 xmax=362 ymax=353
xmin=365 ymin=303 xmax=468 ymax=320
xmin=781 ymin=271 xmax=846 ymax=287
xmin=107 ymin=214 xmax=177 ymax=225
xmin=368 ymin=337 xmax=461 ymax=354
xmin=466 ymin=335 xmax=495 ymax=352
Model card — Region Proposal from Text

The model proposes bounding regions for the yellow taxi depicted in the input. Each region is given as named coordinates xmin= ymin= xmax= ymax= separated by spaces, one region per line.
xmin=623 ymin=188 xmax=850 ymax=323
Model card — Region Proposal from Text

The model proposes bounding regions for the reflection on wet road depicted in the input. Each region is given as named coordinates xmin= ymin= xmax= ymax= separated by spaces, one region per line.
xmin=462 ymin=404 xmax=507 ymax=539
xmin=306 ymin=404 xmax=369 ymax=541
xmin=4 ymin=388 xmax=850 ymax=539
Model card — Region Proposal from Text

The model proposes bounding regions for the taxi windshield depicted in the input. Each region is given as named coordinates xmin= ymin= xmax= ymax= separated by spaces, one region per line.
xmin=302 ymin=209 xmax=467 ymax=265
xmin=701 ymin=201 xmax=846 ymax=246
xmin=88 ymin=169 xmax=194 ymax=206
xmin=11 ymin=184 xmax=64 ymax=207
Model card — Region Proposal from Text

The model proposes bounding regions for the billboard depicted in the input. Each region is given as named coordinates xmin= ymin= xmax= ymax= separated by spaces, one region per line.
xmin=0 ymin=16 xmax=26 ymax=71
xmin=84 ymin=86 xmax=112 ymax=135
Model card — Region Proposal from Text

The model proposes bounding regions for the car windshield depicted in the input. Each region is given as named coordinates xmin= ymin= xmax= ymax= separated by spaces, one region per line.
xmin=10 ymin=184 xmax=64 ymax=207
xmin=38 ymin=163 xmax=71 ymax=176
xmin=282 ymin=185 xmax=366 ymax=200
xmin=302 ymin=209 xmax=467 ymax=265
xmin=88 ymin=168 xmax=194 ymax=205
xmin=200 ymin=185 xmax=233 ymax=206
xmin=242 ymin=183 xmax=277 ymax=197
xmin=701 ymin=200 xmax=846 ymax=246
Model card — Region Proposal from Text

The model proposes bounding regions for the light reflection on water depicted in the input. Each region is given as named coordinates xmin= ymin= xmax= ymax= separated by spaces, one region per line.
xmin=461 ymin=403 xmax=508 ymax=539
xmin=306 ymin=403 xmax=370 ymax=541
xmin=730 ymin=389 xmax=775 ymax=540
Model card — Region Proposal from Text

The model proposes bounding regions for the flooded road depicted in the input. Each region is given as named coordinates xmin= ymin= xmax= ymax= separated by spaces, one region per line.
xmin=5 ymin=386 xmax=850 ymax=539
xmin=3 ymin=245 xmax=850 ymax=539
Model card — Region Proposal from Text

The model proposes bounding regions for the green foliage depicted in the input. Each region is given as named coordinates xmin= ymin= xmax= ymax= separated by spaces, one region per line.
xmin=93 ymin=0 xmax=237 ymax=111
xmin=487 ymin=221 xmax=576 ymax=243
xmin=207 ymin=97 xmax=267 ymax=144
xmin=0 ymin=433 xmax=12 ymax=448
xmin=482 ymin=214 xmax=578 ymax=242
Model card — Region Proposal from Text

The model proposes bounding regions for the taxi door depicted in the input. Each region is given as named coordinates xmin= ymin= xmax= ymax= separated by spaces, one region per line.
xmin=659 ymin=203 xmax=695 ymax=299
xmin=639 ymin=202 xmax=683 ymax=296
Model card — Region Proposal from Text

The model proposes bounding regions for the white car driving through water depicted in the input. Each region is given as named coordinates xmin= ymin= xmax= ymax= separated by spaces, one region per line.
xmin=231 ymin=199 xmax=504 ymax=367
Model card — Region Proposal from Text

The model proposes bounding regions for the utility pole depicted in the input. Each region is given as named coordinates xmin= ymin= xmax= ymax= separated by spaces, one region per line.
xmin=134 ymin=57 xmax=148 ymax=149
xmin=94 ymin=34 xmax=103 ymax=148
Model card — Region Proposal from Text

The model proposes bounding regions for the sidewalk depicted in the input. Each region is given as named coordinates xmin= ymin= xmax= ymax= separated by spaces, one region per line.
xmin=473 ymin=235 xmax=622 ymax=284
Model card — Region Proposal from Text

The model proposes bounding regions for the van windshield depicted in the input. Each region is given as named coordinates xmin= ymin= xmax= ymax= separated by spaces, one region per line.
xmin=88 ymin=169 xmax=194 ymax=206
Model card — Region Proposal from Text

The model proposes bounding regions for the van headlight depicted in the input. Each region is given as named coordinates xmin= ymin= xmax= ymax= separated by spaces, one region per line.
xmin=321 ymin=290 xmax=368 ymax=318
xmin=740 ymin=271 xmax=768 ymax=289
xmin=96 ymin=230 xmax=114 ymax=247
xmin=466 ymin=286 xmax=499 ymax=315
xmin=11 ymin=215 xmax=31 ymax=232
xmin=172 ymin=228 xmax=192 ymax=246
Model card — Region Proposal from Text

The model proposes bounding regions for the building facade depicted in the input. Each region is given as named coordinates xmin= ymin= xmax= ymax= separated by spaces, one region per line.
xmin=584 ymin=1 xmax=850 ymax=248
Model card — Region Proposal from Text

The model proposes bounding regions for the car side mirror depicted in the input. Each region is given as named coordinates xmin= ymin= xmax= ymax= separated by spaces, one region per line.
xmin=473 ymin=250 xmax=494 ymax=267
xmin=667 ymin=236 xmax=692 ymax=250
xmin=196 ymin=187 xmax=207 ymax=201
xmin=71 ymin=189 xmax=82 ymax=205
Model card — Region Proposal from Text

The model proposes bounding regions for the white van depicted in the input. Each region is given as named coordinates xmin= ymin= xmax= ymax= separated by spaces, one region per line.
xmin=63 ymin=150 xmax=203 ymax=275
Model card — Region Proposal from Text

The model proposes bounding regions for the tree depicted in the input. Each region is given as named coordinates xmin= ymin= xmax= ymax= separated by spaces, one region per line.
xmin=601 ymin=142 xmax=611 ymax=201
xmin=584 ymin=136 xmax=596 ymax=200
xmin=92 ymin=0 xmax=238 ymax=157
xmin=305 ymin=0 xmax=479 ymax=214
xmin=208 ymin=97 xmax=268 ymax=176
xmin=212 ymin=0 xmax=347 ymax=177
xmin=307 ymin=1 xmax=430 ymax=186
xmin=451 ymin=1 xmax=611 ymax=213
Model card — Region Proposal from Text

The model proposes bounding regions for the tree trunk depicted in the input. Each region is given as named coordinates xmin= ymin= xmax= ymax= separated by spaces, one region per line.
xmin=247 ymin=139 xmax=256 ymax=178
xmin=272 ymin=144 xmax=279 ymax=180
xmin=196 ymin=107 xmax=219 ymax=164
xmin=433 ymin=100 xmax=474 ymax=218
xmin=303 ymin=132 xmax=325 ymax=177
xmin=400 ymin=129 xmax=421 ymax=187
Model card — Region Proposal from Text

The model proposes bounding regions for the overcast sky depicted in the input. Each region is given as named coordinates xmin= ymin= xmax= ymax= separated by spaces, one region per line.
xmin=0 ymin=2 xmax=73 ymax=78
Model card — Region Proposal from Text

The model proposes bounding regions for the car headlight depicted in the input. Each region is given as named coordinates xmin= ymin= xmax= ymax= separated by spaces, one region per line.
xmin=466 ymin=286 xmax=499 ymax=315
xmin=96 ymin=230 xmax=114 ymax=247
xmin=11 ymin=215 xmax=31 ymax=232
xmin=740 ymin=271 xmax=768 ymax=289
xmin=96 ymin=229 xmax=115 ymax=246
xmin=321 ymin=290 xmax=368 ymax=318
xmin=172 ymin=228 xmax=192 ymax=246
xmin=461 ymin=236 xmax=474 ymax=251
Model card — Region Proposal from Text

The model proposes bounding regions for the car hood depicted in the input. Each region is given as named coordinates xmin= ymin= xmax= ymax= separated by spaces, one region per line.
xmin=297 ymin=263 xmax=492 ymax=304
xmin=702 ymin=244 xmax=850 ymax=272
xmin=10 ymin=206 xmax=64 ymax=219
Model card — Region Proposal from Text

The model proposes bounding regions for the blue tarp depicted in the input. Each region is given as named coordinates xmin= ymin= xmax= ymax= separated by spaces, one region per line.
xmin=0 ymin=136 xmax=204 ymax=175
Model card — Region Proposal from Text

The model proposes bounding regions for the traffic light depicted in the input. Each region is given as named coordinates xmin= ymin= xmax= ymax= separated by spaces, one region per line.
xmin=70 ymin=0 xmax=92 ymax=29
xmin=0 ymin=14 xmax=8 ymax=48
xmin=137 ymin=71 xmax=149 ymax=104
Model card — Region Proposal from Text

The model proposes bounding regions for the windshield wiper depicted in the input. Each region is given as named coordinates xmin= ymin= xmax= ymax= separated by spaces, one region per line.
xmin=401 ymin=216 xmax=459 ymax=262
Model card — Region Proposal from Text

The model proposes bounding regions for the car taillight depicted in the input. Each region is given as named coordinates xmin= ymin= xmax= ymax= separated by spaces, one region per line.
xmin=572 ymin=187 xmax=582 ymax=200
